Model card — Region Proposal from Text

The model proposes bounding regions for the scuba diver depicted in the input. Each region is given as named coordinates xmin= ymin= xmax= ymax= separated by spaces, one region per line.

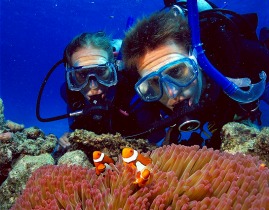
xmin=60 ymin=32 xmax=135 ymax=146
xmin=122 ymin=0 xmax=269 ymax=149
xmin=36 ymin=31 xmax=164 ymax=151
xmin=36 ymin=32 xmax=139 ymax=149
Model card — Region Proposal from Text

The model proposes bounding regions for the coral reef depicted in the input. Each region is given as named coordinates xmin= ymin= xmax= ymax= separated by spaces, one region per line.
xmin=0 ymin=98 xmax=5 ymax=129
xmin=0 ymin=131 xmax=13 ymax=142
xmin=5 ymin=120 xmax=24 ymax=132
xmin=0 ymin=127 xmax=57 ymax=185
xmin=23 ymin=127 xmax=45 ymax=140
xmin=1 ymin=150 xmax=92 ymax=210
xmin=68 ymin=129 xmax=156 ymax=162
xmin=1 ymin=95 xmax=268 ymax=209
xmin=57 ymin=150 xmax=93 ymax=168
xmin=0 ymin=98 xmax=57 ymax=186
xmin=12 ymin=144 xmax=269 ymax=209
xmin=0 ymin=98 xmax=24 ymax=132
xmin=0 ymin=153 xmax=55 ymax=210
xmin=0 ymin=127 xmax=152 ymax=209
xmin=221 ymin=122 xmax=269 ymax=165
xmin=0 ymin=99 xmax=14 ymax=143
xmin=254 ymin=127 xmax=269 ymax=167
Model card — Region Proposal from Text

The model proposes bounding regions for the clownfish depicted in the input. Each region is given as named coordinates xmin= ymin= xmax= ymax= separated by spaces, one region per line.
xmin=93 ymin=151 xmax=115 ymax=175
xmin=122 ymin=147 xmax=152 ymax=171
xmin=134 ymin=168 xmax=151 ymax=187
xmin=259 ymin=163 xmax=267 ymax=170
xmin=122 ymin=147 xmax=152 ymax=186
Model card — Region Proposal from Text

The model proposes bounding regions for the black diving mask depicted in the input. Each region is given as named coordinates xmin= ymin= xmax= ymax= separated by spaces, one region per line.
xmin=36 ymin=59 xmax=116 ymax=123
xmin=66 ymin=62 xmax=118 ymax=91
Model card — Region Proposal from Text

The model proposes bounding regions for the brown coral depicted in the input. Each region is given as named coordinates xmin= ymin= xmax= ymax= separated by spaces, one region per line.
xmin=23 ymin=127 xmax=45 ymax=140
xmin=0 ymin=132 xmax=13 ymax=142
xmin=5 ymin=120 xmax=24 ymax=132
xmin=12 ymin=144 xmax=269 ymax=209
xmin=221 ymin=122 xmax=269 ymax=166
xmin=68 ymin=129 xmax=156 ymax=161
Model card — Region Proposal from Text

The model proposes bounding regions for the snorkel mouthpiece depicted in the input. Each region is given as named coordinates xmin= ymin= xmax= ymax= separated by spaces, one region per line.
xmin=187 ymin=0 xmax=267 ymax=103
xmin=228 ymin=71 xmax=266 ymax=103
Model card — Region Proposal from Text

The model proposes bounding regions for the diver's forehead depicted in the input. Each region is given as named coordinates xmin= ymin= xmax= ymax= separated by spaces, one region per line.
xmin=71 ymin=47 xmax=108 ymax=66
xmin=137 ymin=41 xmax=188 ymax=77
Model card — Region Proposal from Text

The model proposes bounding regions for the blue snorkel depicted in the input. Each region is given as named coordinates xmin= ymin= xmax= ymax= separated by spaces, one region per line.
xmin=187 ymin=0 xmax=267 ymax=103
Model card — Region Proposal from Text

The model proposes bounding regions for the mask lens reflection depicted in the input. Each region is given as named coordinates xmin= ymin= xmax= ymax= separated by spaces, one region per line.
xmin=162 ymin=62 xmax=195 ymax=85
xmin=95 ymin=66 xmax=111 ymax=81
xmin=137 ymin=76 xmax=162 ymax=101
xmin=75 ymin=69 xmax=90 ymax=84
xmin=163 ymin=80 xmax=181 ymax=99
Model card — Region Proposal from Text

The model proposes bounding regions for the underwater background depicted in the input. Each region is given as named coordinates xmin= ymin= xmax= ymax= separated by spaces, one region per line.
xmin=1 ymin=0 xmax=269 ymax=138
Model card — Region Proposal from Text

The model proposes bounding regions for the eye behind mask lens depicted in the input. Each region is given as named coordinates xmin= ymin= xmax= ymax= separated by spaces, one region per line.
xmin=163 ymin=63 xmax=195 ymax=85
xmin=95 ymin=67 xmax=111 ymax=80
xmin=137 ymin=78 xmax=162 ymax=101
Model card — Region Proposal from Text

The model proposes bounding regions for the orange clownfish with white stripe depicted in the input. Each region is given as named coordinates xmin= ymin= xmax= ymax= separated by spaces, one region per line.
xmin=134 ymin=168 xmax=151 ymax=187
xmin=122 ymin=147 xmax=152 ymax=187
xmin=259 ymin=163 xmax=267 ymax=170
xmin=93 ymin=151 xmax=115 ymax=175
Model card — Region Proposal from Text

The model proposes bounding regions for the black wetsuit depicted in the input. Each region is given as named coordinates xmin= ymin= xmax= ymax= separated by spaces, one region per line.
xmin=61 ymin=71 xmax=163 ymax=142
xmin=61 ymin=10 xmax=269 ymax=147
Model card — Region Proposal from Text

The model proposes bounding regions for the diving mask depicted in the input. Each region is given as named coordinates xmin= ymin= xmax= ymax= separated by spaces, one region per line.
xmin=135 ymin=56 xmax=199 ymax=102
xmin=66 ymin=62 xmax=118 ymax=91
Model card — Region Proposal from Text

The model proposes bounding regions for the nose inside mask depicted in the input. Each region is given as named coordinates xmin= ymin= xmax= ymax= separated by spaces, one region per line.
xmin=88 ymin=77 xmax=99 ymax=89
xmin=163 ymin=80 xmax=181 ymax=98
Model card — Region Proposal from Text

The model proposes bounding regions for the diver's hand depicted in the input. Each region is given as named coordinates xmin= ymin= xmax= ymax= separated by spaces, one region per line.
xmin=51 ymin=132 xmax=71 ymax=159
xmin=58 ymin=132 xmax=71 ymax=149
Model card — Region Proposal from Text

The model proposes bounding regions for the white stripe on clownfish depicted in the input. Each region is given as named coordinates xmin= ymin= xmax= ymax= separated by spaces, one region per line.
xmin=122 ymin=149 xmax=138 ymax=163
xmin=93 ymin=152 xmax=104 ymax=162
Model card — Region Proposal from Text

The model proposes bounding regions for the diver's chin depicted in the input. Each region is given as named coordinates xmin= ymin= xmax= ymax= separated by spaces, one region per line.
xmin=169 ymin=101 xmax=181 ymax=111
xmin=163 ymin=100 xmax=175 ymax=111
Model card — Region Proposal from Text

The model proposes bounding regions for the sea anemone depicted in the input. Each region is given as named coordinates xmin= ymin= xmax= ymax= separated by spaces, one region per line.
xmin=12 ymin=144 xmax=269 ymax=209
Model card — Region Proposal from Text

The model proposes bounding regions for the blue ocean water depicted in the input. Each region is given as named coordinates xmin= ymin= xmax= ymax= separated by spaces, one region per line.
xmin=1 ymin=0 xmax=269 ymax=138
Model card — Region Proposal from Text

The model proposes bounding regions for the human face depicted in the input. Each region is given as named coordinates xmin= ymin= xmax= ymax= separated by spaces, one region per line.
xmin=70 ymin=46 xmax=109 ymax=100
xmin=137 ymin=41 xmax=202 ymax=110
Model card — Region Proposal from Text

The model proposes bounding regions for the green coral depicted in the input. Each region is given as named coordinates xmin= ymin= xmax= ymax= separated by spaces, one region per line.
xmin=221 ymin=122 xmax=269 ymax=165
